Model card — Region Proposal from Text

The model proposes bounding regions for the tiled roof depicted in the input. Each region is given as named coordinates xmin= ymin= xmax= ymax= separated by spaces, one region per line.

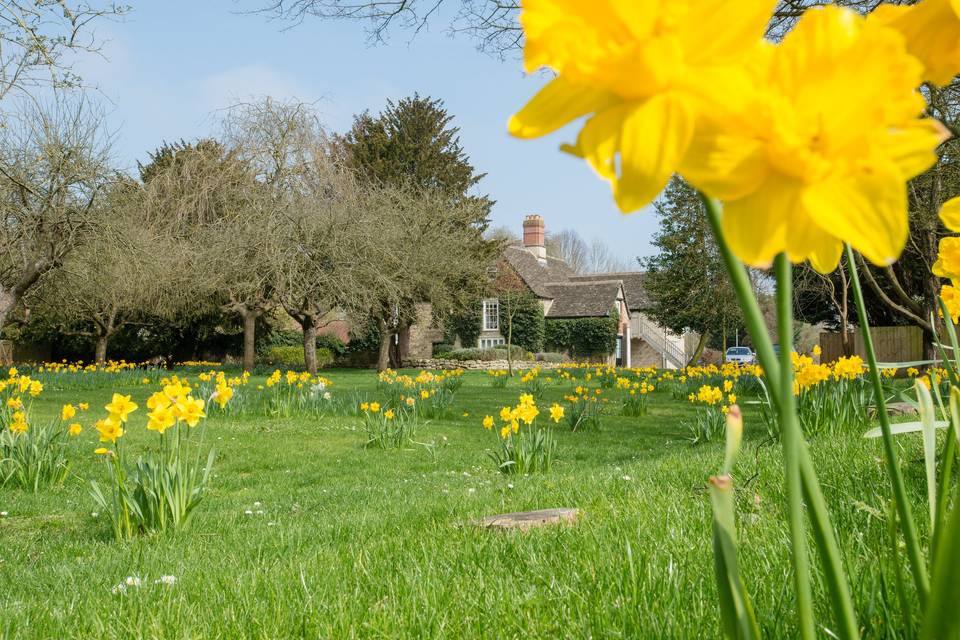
xmin=502 ymin=246 xmax=575 ymax=298
xmin=545 ymin=280 xmax=624 ymax=318
xmin=569 ymin=272 xmax=649 ymax=310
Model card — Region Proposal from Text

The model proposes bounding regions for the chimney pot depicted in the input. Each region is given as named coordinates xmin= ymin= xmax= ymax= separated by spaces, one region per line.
xmin=522 ymin=214 xmax=546 ymax=261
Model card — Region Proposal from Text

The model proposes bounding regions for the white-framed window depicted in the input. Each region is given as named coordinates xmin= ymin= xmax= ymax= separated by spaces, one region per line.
xmin=479 ymin=337 xmax=506 ymax=349
xmin=482 ymin=298 xmax=500 ymax=332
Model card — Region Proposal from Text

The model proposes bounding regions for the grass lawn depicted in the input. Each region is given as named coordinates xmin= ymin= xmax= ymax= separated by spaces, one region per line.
xmin=0 ymin=368 xmax=929 ymax=638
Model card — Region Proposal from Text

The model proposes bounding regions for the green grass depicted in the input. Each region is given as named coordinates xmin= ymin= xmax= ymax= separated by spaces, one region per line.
xmin=0 ymin=369 xmax=931 ymax=638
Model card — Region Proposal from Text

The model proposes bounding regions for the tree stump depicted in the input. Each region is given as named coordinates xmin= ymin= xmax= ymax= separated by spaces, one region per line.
xmin=475 ymin=508 xmax=580 ymax=531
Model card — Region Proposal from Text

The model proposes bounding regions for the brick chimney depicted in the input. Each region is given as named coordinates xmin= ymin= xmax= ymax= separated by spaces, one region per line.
xmin=523 ymin=214 xmax=546 ymax=261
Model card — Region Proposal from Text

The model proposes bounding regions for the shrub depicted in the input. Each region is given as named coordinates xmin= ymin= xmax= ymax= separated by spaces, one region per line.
xmin=432 ymin=342 xmax=455 ymax=356
xmin=316 ymin=334 xmax=347 ymax=357
xmin=444 ymin=305 xmax=482 ymax=348
xmin=536 ymin=352 xmax=567 ymax=363
xmin=441 ymin=347 xmax=533 ymax=362
xmin=570 ymin=315 xmax=619 ymax=358
xmin=544 ymin=318 xmax=573 ymax=352
xmin=262 ymin=346 xmax=334 ymax=369
xmin=499 ymin=293 xmax=544 ymax=353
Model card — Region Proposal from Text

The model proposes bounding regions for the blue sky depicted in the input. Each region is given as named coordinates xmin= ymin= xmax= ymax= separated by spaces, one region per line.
xmin=75 ymin=1 xmax=659 ymax=262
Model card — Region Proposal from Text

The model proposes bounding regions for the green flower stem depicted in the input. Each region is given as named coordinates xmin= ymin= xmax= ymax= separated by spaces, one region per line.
xmin=844 ymin=243 xmax=930 ymax=604
xmin=701 ymin=193 xmax=859 ymax=639
xmin=775 ymin=254 xmax=816 ymax=640
xmin=697 ymin=194 xmax=781 ymax=388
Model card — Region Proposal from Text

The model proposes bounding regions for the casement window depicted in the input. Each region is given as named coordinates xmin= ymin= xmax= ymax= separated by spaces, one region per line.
xmin=482 ymin=299 xmax=500 ymax=332
xmin=479 ymin=337 xmax=506 ymax=349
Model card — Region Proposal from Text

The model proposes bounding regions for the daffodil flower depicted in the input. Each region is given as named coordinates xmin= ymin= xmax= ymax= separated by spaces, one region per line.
xmin=682 ymin=6 xmax=947 ymax=272
xmin=509 ymin=0 xmax=777 ymax=212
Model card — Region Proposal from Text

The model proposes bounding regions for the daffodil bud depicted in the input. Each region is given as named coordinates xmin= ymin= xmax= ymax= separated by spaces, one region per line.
xmin=723 ymin=404 xmax=743 ymax=475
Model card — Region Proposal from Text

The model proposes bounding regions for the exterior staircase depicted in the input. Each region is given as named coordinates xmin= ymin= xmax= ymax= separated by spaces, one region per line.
xmin=635 ymin=314 xmax=686 ymax=369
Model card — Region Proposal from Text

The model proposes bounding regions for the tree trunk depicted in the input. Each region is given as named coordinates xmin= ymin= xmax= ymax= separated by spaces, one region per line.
xmin=302 ymin=317 xmax=318 ymax=375
xmin=376 ymin=320 xmax=392 ymax=372
xmin=95 ymin=335 xmax=108 ymax=364
xmin=506 ymin=314 xmax=514 ymax=377
xmin=242 ymin=311 xmax=257 ymax=373
xmin=687 ymin=331 xmax=709 ymax=367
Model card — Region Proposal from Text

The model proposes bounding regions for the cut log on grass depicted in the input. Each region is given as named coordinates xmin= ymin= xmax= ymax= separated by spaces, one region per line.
xmin=475 ymin=508 xmax=580 ymax=531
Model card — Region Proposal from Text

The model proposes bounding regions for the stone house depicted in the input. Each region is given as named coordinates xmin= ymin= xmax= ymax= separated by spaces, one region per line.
xmin=305 ymin=214 xmax=689 ymax=368
xmin=459 ymin=214 xmax=687 ymax=368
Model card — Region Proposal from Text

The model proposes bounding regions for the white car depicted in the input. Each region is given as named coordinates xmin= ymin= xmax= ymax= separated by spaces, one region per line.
xmin=725 ymin=346 xmax=756 ymax=365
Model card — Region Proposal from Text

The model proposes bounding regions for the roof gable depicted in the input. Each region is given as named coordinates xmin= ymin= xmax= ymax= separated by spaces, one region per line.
xmin=502 ymin=245 xmax=575 ymax=298
xmin=545 ymin=280 xmax=626 ymax=318
xmin=568 ymin=272 xmax=649 ymax=310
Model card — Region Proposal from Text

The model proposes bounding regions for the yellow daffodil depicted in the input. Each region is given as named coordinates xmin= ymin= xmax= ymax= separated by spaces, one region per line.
xmin=174 ymin=397 xmax=206 ymax=428
xmin=105 ymin=393 xmax=138 ymax=423
xmin=934 ymin=236 xmax=960 ymax=280
xmin=684 ymin=6 xmax=946 ymax=272
xmin=61 ymin=404 xmax=77 ymax=421
xmin=78 ymin=402 xmax=89 ymax=411
xmin=940 ymin=195 xmax=960 ymax=231
xmin=482 ymin=415 xmax=494 ymax=430
xmin=6 ymin=396 xmax=21 ymax=410
xmin=509 ymin=0 xmax=777 ymax=212
xmin=872 ymin=0 xmax=960 ymax=86
xmin=67 ymin=422 xmax=82 ymax=436
xmin=384 ymin=409 xmax=395 ymax=420
xmin=95 ymin=417 xmax=123 ymax=443
xmin=94 ymin=447 xmax=111 ymax=455
xmin=941 ymin=284 xmax=960 ymax=321
xmin=147 ymin=406 xmax=176 ymax=434
xmin=549 ymin=403 xmax=564 ymax=423
xmin=369 ymin=402 xmax=381 ymax=414
xmin=213 ymin=383 xmax=233 ymax=409
xmin=500 ymin=425 xmax=510 ymax=439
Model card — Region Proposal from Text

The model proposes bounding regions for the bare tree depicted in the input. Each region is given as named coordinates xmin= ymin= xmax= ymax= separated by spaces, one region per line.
xmin=0 ymin=96 xmax=111 ymax=333
xmin=254 ymin=0 xmax=522 ymax=57
xmin=216 ymin=97 xmax=330 ymax=371
xmin=546 ymin=228 xmax=587 ymax=272
xmin=0 ymin=1 xmax=130 ymax=102
xmin=29 ymin=183 xmax=169 ymax=362
xmin=360 ymin=184 xmax=492 ymax=371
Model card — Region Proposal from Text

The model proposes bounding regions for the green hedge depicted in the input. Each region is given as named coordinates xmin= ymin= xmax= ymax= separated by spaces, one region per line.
xmin=444 ymin=305 xmax=482 ymax=348
xmin=499 ymin=294 xmax=544 ymax=353
xmin=544 ymin=314 xmax=618 ymax=359
xmin=262 ymin=345 xmax=334 ymax=369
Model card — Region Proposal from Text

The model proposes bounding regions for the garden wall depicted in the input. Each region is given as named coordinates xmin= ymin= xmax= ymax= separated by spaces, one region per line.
xmin=403 ymin=358 xmax=564 ymax=371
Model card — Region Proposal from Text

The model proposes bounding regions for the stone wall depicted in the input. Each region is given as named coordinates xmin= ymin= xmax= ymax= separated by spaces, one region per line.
xmin=403 ymin=358 xmax=565 ymax=371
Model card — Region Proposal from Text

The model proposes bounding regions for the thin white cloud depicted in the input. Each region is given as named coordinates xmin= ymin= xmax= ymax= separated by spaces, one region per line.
xmin=199 ymin=63 xmax=307 ymax=112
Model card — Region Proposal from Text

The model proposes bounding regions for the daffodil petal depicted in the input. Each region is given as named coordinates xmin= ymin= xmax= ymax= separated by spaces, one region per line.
xmin=572 ymin=104 xmax=630 ymax=182
xmin=681 ymin=0 xmax=779 ymax=63
xmin=615 ymin=93 xmax=694 ymax=212
xmin=680 ymin=128 xmax=768 ymax=201
xmin=803 ymin=165 xmax=908 ymax=266
xmin=940 ymin=196 xmax=960 ymax=232
xmin=508 ymin=76 xmax=616 ymax=139
xmin=884 ymin=119 xmax=949 ymax=180
xmin=721 ymin=175 xmax=798 ymax=268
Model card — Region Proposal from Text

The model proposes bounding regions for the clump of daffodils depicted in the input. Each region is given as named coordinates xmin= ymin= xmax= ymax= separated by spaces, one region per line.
xmin=482 ymin=394 xmax=559 ymax=474
xmin=90 ymin=380 xmax=228 ymax=541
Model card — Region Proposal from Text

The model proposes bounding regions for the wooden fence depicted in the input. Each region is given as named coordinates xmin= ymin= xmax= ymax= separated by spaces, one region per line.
xmin=819 ymin=326 xmax=924 ymax=364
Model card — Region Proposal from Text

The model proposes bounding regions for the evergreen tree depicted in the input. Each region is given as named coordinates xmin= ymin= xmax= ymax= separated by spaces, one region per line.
xmin=336 ymin=94 xmax=493 ymax=226
xmin=641 ymin=177 xmax=744 ymax=363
